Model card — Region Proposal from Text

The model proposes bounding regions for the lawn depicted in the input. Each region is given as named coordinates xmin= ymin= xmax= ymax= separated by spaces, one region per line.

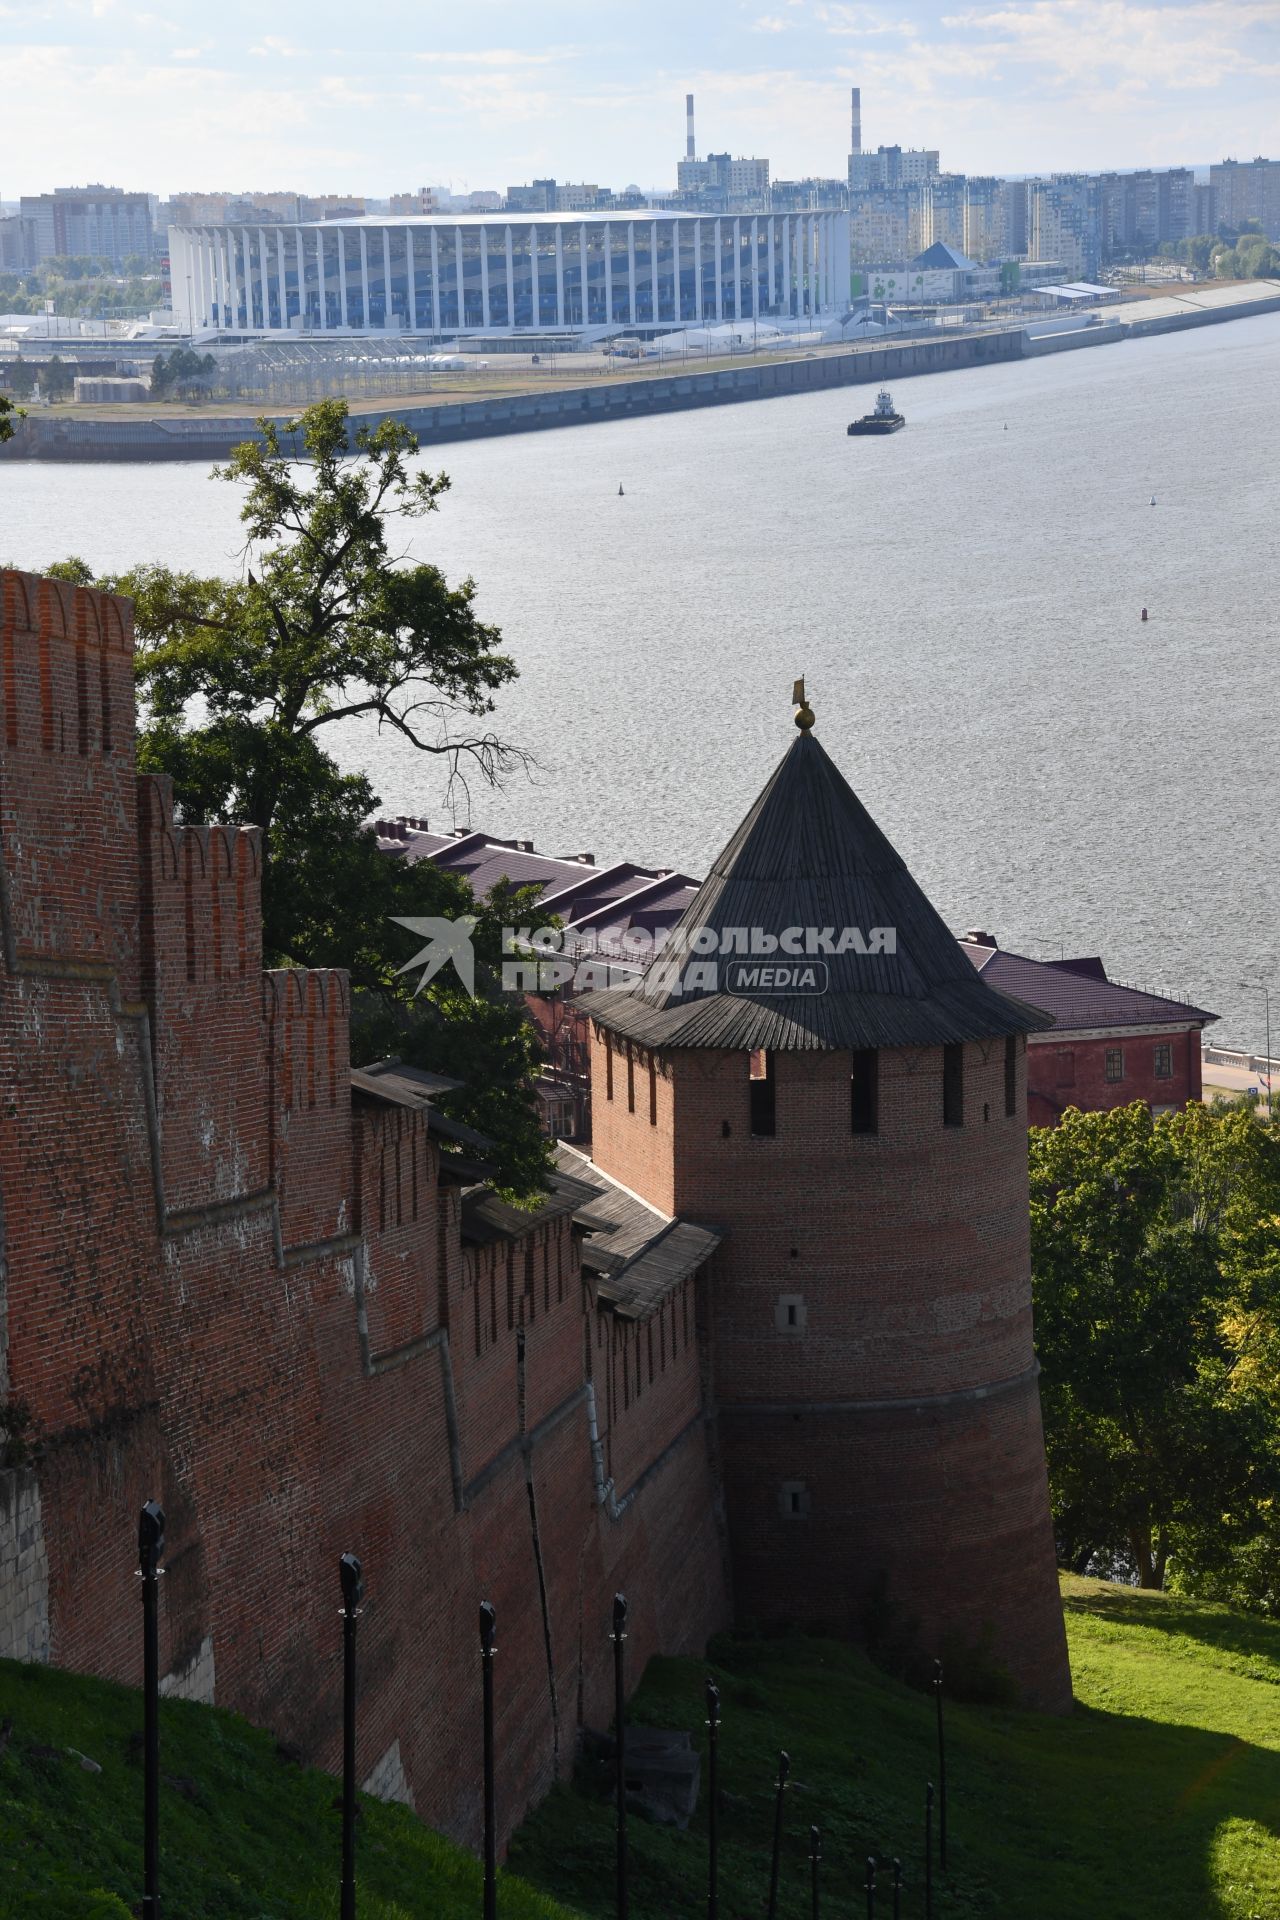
xmin=0 ymin=1656 xmax=576 ymax=1920
xmin=3 ymin=1578 xmax=1279 ymax=1919
xmin=509 ymin=1576 xmax=1280 ymax=1920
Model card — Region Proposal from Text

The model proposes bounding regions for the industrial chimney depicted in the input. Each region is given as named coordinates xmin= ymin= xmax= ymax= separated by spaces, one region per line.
xmin=686 ymin=92 xmax=696 ymax=161
xmin=850 ymin=85 xmax=862 ymax=155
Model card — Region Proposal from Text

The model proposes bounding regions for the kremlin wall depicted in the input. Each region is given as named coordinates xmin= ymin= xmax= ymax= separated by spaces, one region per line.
xmin=0 ymin=566 xmax=1070 ymax=1856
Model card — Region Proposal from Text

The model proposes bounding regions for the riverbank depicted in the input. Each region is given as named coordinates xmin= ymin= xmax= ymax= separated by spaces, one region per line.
xmin=3 ymin=280 xmax=1277 ymax=463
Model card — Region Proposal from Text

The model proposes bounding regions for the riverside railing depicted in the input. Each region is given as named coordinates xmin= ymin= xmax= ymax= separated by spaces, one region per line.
xmin=131 ymin=1501 xmax=955 ymax=1918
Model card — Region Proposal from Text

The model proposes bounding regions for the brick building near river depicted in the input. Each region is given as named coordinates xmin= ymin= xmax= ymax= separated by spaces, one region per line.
xmin=0 ymin=568 xmax=1070 ymax=1869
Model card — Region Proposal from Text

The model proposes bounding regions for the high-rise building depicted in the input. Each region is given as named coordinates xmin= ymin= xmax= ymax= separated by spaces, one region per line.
xmin=920 ymin=174 xmax=966 ymax=254
xmin=1003 ymin=179 xmax=1028 ymax=257
xmin=849 ymin=145 xmax=940 ymax=192
xmin=1096 ymin=169 xmax=1194 ymax=259
xmin=849 ymin=186 xmax=917 ymax=265
xmin=1210 ymin=157 xmax=1280 ymax=239
xmin=962 ymin=176 xmax=1007 ymax=262
xmin=1028 ymin=175 xmax=1100 ymax=278
xmin=18 ymin=185 xmax=152 ymax=265
xmin=390 ymin=188 xmax=439 ymax=215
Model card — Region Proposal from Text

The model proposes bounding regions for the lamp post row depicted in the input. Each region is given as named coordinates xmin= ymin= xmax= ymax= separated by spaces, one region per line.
xmin=135 ymin=1509 xmax=950 ymax=1918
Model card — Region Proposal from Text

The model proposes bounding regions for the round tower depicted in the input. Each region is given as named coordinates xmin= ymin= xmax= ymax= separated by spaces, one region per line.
xmin=582 ymin=695 xmax=1071 ymax=1710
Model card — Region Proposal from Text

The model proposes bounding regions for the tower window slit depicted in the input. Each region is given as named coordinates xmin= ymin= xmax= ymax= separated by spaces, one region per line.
xmin=749 ymin=1049 xmax=776 ymax=1137
xmin=943 ymin=1042 xmax=964 ymax=1127
xmin=850 ymin=1048 xmax=879 ymax=1134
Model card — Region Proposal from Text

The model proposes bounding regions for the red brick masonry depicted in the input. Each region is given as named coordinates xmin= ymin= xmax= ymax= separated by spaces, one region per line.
xmin=0 ymin=569 xmax=729 ymax=1845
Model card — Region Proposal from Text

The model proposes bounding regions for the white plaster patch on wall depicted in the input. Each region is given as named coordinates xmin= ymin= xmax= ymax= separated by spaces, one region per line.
xmin=362 ymin=1738 xmax=415 ymax=1809
xmin=0 ymin=1468 xmax=50 ymax=1664
xmin=159 ymin=1634 xmax=216 ymax=1705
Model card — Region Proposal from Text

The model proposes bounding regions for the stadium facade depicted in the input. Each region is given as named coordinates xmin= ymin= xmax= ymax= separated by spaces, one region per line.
xmin=169 ymin=210 xmax=851 ymax=337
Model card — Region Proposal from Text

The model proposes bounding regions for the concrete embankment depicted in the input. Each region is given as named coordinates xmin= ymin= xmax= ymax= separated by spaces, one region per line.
xmin=1123 ymin=290 xmax=1280 ymax=337
xmin=1023 ymin=322 xmax=1126 ymax=355
xmin=3 ymin=288 xmax=1278 ymax=462
xmin=0 ymin=329 xmax=1024 ymax=461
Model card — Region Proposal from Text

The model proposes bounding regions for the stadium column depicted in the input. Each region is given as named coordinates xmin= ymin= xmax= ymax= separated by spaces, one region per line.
xmin=732 ymin=217 xmax=741 ymax=319
xmin=430 ymin=228 xmax=441 ymax=333
xmin=626 ymin=222 xmax=636 ymax=326
xmin=782 ymin=215 xmax=791 ymax=315
xmin=530 ymin=222 xmax=541 ymax=329
xmin=604 ymin=220 xmax=613 ymax=325
xmin=295 ymin=230 xmax=306 ymax=330
xmin=276 ymin=229 xmax=287 ymax=330
xmin=455 ymin=225 xmax=465 ymax=333
xmin=694 ymin=219 xmax=702 ymax=322
xmin=505 ymin=225 xmax=515 ymax=332
xmin=555 ymin=224 xmax=565 ymax=327
xmin=751 ymin=216 xmax=760 ymax=319
xmin=382 ymin=228 xmax=393 ymax=329
xmin=767 ymin=216 xmax=775 ymax=317
xmin=406 ymin=225 xmax=416 ymax=331
xmin=480 ymin=227 xmax=491 ymax=329
xmin=318 ymin=229 xmax=328 ymax=330
xmin=714 ymin=218 xmax=723 ymax=320
xmin=580 ymin=221 xmax=589 ymax=326
xmin=650 ymin=217 xmax=659 ymax=324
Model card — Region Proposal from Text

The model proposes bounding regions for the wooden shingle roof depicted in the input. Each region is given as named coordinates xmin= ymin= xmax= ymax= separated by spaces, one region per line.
xmin=579 ymin=727 xmax=1048 ymax=1054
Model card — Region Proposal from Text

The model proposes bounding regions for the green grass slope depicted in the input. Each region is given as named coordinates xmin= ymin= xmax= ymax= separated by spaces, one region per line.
xmin=510 ymin=1577 xmax=1280 ymax=1920
xmin=0 ymin=1658 xmax=578 ymax=1920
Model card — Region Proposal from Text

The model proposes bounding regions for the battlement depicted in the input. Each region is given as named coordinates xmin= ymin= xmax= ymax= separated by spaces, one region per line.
xmin=139 ymin=774 xmax=264 ymax=988
xmin=0 ymin=568 xmax=141 ymax=981
xmin=0 ymin=568 xmax=134 ymax=762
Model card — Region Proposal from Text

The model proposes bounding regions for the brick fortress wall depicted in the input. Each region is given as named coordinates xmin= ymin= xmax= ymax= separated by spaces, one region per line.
xmin=0 ymin=569 xmax=730 ymax=1844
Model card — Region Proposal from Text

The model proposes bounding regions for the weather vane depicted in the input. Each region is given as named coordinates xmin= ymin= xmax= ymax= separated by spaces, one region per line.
xmin=792 ymin=677 xmax=815 ymax=730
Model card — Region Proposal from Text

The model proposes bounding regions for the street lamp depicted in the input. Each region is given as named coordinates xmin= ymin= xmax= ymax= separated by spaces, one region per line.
xmin=1239 ymin=980 xmax=1273 ymax=1111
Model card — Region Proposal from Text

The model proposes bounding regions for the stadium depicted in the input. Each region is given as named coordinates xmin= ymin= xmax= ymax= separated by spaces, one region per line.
xmin=169 ymin=209 xmax=850 ymax=340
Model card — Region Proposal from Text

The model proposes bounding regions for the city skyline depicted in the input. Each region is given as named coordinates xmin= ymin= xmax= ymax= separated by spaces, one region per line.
xmin=2 ymin=0 xmax=1277 ymax=199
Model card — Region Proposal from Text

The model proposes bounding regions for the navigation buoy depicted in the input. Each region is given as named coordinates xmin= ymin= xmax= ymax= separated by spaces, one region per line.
xmin=1150 ymin=495 xmax=1157 ymax=506
xmin=1004 ymin=422 xmax=1008 ymax=431
xmin=1141 ymin=607 xmax=1148 ymax=622
xmin=618 ymin=483 xmax=624 ymax=496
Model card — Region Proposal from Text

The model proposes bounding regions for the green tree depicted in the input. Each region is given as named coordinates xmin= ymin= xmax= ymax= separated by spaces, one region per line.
xmin=999 ymin=259 xmax=1021 ymax=295
xmin=1031 ymin=1101 xmax=1280 ymax=1588
xmin=0 ymin=394 xmax=16 ymax=443
xmin=9 ymin=359 xmax=35 ymax=402
xmin=68 ymin=401 xmax=548 ymax=1191
xmin=43 ymin=354 xmax=73 ymax=402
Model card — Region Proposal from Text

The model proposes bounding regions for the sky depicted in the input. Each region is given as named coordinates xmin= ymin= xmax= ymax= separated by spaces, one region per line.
xmin=2 ymin=0 xmax=1277 ymax=199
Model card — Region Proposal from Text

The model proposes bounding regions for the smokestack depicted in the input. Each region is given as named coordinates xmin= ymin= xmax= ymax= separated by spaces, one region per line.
xmin=851 ymin=85 xmax=862 ymax=156
xmin=686 ymin=92 xmax=696 ymax=161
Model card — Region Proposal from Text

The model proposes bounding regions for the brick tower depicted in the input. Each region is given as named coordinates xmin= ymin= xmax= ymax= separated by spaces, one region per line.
xmin=582 ymin=693 xmax=1072 ymax=1710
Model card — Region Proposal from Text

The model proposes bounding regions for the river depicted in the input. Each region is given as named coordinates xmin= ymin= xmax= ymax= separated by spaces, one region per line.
xmin=3 ymin=312 xmax=1278 ymax=1051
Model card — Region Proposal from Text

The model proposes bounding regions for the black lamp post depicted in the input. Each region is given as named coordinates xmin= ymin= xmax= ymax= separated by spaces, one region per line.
xmin=808 ymin=1824 xmax=821 ymax=1920
xmin=766 ymin=1749 xmax=790 ymax=1920
xmin=480 ymin=1601 xmax=498 ymax=1920
xmin=138 ymin=1500 xmax=165 ymax=1920
xmin=933 ymin=1659 xmax=947 ymax=1870
xmin=705 ymin=1678 xmax=721 ymax=1920
xmin=339 ymin=1552 xmax=364 ymax=1920
xmin=611 ymin=1593 xmax=628 ymax=1920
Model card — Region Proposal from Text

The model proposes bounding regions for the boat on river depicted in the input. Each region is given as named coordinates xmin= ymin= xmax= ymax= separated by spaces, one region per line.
xmin=848 ymin=389 xmax=905 ymax=435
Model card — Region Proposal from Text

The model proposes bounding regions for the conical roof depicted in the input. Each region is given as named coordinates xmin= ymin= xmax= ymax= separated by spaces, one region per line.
xmin=578 ymin=725 xmax=1046 ymax=1053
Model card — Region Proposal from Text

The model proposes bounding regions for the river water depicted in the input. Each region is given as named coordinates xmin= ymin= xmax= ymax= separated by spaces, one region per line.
xmin=3 ymin=314 xmax=1278 ymax=1051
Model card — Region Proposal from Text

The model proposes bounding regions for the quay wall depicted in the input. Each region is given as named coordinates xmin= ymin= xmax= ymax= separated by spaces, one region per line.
xmin=0 ymin=329 xmax=1024 ymax=462
xmin=2 ymin=291 xmax=1278 ymax=463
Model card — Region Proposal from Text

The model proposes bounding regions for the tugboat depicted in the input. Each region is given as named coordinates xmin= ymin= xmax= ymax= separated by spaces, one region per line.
xmin=848 ymin=388 xmax=905 ymax=435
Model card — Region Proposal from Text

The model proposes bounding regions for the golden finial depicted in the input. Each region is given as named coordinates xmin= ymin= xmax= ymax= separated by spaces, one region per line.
xmin=792 ymin=677 xmax=815 ymax=731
